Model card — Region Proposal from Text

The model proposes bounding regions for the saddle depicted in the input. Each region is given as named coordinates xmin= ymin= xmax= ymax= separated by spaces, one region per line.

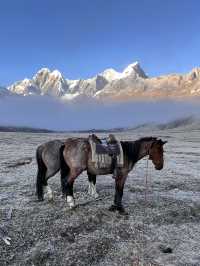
xmin=90 ymin=134 xmax=120 ymax=156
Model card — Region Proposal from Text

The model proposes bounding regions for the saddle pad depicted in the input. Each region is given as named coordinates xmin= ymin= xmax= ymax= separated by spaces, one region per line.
xmin=89 ymin=137 xmax=124 ymax=169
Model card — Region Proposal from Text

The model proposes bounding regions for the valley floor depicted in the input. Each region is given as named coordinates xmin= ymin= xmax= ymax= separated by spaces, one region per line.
xmin=0 ymin=130 xmax=200 ymax=266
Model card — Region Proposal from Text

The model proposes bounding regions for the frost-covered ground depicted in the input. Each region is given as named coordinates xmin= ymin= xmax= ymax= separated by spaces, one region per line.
xmin=1 ymin=129 xmax=200 ymax=266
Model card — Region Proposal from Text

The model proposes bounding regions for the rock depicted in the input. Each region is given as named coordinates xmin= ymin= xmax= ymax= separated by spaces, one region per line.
xmin=5 ymin=157 xmax=32 ymax=168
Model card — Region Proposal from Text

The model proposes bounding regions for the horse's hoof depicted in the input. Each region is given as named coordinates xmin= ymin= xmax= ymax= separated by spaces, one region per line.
xmin=108 ymin=205 xmax=118 ymax=212
xmin=46 ymin=192 xmax=54 ymax=202
xmin=117 ymin=206 xmax=128 ymax=216
xmin=67 ymin=196 xmax=75 ymax=209
xmin=43 ymin=186 xmax=54 ymax=201
xmin=48 ymin=196 xmax=54 ymax=202
xmin=38 ymin=197 xmax=44 ymax=202
xmin=93 ymin=192 xmax=99 ymax=199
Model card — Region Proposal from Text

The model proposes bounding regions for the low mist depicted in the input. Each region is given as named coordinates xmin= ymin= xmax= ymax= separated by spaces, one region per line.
xmin=0 ymin=96 xmax=200 ymax=131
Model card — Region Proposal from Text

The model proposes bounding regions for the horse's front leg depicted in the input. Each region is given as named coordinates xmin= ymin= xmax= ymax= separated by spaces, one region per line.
xmin=109 ymin=175 xmax=128 ymax=214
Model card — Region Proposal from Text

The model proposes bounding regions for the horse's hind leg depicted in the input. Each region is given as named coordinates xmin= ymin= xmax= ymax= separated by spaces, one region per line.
xmin=36 ymin=168 xmax=46 ymax=201
xmin=36 ymin=148 xmax=47 ymax=201
xmin=60 ymin=145 xmax=71 ymax=200
xmin=87 ymin=172 xmax=99 ymax=198
xmin=36 ymin=167 xmax=56 ymax=201
xmin=60 ymin=146 xmax=76 ymax=208
xmin=60 ymin=144 xmax=85 ymax=208
xmin=60 ymin=159 xmax=70 ymax=197
xmin=43 ymin=170 xmax=58 ymax=201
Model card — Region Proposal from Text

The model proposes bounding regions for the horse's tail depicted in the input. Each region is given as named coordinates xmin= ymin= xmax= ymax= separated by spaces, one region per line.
xmin=36 ymin=146 xmax=47 ymax=200
xmin=60 ymin=144 xmax=70 ymax=194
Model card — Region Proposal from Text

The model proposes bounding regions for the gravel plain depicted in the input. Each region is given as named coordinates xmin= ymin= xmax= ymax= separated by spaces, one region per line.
xmin=1 ymin=129 xmax=200 ymax=266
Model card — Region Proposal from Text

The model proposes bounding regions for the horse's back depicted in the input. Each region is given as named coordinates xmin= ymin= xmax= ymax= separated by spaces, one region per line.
xmin=62 ymin=138 xmax=90 ymax=169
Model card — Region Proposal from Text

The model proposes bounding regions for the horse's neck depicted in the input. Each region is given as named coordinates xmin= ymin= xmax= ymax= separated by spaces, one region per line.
xmin=121 ymin=140 xmax=153 ymax=168
xmin=137 ymin=140 xmax=153 ymax=161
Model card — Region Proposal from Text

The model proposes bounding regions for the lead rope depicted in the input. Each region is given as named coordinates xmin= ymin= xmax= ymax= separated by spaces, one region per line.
xmin=144 ymin=156 xmax=149 ymax=202
xmin=140 ymin=156 xmax=149 ymax=264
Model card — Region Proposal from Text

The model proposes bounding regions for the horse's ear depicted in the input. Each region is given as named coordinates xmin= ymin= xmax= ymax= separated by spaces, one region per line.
xmin=162 ymin=140 xmax=168 ymax=145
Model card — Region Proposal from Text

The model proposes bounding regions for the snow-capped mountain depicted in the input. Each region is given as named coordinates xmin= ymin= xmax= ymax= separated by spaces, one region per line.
xmin=8 ymin=68 xmax=69 ymax=97
xmin=94 ymin=66 xmax=200 ymax=100
xmin=7 ymin=62 xmax=147 ymax=99
xmin=3 ymin=61 xmax=200 ymax=101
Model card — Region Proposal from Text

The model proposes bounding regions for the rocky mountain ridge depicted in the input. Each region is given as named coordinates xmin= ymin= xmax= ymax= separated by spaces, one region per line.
xmin=2 ymin=62 xmax=200 ymax=101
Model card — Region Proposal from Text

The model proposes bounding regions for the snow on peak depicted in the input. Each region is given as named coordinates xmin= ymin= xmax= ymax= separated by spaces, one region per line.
xmin=101 ymin=68 xmax=122 ymax=81
xmin=37 ymin=68 xmax=51 ymax=74
xmin=122 ymin=61 xmax=147 ymax=78
xmin=33 ymin=68 xmax=50 ymax=81
xmin=123 ymin=61 xmax=139 ymax=74
xmin=51 ymin=69 xmax=62 ymax=78
xmin=127 ymin=61 xmax=139 ymax=68
xmin=100 ymin=61 xmax=147 ymax=81
xmin=22 ymin=78 xmax=31 ymax=84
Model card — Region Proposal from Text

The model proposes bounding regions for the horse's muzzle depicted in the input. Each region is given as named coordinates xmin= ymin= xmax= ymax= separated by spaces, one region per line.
xmin=155 ymin=165 xmax=163 ymax=170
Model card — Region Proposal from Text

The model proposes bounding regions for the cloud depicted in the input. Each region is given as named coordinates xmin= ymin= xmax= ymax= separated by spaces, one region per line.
xmin=0 ymin=95 xmax=200 ymax=130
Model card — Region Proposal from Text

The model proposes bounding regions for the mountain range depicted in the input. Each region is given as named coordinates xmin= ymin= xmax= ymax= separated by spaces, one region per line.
xmin=1 ymin=62 xmax=200 ymax=101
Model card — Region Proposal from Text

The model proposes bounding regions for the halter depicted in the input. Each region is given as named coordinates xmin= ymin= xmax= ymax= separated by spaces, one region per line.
xmin=146 ymin=139 xmax=158 ymax=160
xmin=146 ymin=141 xmax=153 ymax=159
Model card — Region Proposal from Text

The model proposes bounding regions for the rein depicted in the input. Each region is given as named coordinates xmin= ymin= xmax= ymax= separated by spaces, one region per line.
xmin=144 ymin=142 xmax=153 ymax=203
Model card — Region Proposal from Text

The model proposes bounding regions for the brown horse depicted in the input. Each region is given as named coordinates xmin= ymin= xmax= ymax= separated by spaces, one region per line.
xmin=59 ymin=136 xmax=167 ymax=214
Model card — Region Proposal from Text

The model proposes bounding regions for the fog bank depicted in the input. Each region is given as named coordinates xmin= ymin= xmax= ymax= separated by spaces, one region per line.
xmin=0 ymin=96 xmax=200 ymax=130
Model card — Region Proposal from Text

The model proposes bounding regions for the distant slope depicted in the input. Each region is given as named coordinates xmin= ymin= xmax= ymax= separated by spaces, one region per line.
xmin=0 ymin=116 xmax=198 ymax=133
xmin=130 ymin=116 xmax=199 ymax=132
xmin=157 ymin=116 xmax=196 ymax=130
xmin=0 ymin=126 xmax=54 ymax=133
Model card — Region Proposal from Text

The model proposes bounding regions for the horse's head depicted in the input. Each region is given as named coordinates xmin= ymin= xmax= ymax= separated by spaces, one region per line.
xmin=148 ymin=139 xmax=167 ymax=170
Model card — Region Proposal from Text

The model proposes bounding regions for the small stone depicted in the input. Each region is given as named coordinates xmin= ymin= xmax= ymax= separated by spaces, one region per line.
xmin=159 ymin=245 xmax=173 ymax=254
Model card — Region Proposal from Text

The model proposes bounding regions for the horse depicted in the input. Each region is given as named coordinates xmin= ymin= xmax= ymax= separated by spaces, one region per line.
xmin=58 ymin=136 xmax=167 ymax=214
xmin=36 ymin=135 xmax=102 ymax=201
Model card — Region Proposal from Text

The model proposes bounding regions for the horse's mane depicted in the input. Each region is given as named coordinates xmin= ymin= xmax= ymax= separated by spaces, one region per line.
xmin=121 ymin=137 xmax=157 ymax=163
xmin=137 ymin=137 xmax=157 ymax=142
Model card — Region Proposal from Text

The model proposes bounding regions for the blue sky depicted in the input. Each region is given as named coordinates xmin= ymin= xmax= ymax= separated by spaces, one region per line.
xmin=0 ymin=0 xmax=200 ymax=86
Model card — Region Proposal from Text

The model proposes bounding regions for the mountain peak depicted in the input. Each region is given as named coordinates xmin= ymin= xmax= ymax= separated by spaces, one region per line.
xmin=37 ymin=68 xmax=51 ymax=74
xmin=128 ymin=61 xmax=139 ymax=68
xmin=188 ymin=67 xmax=200 ymax=80
xmin=122 ymin=61 xmax=147 ymax=78
xmin=50 ymin=70 xmax=62 ymax=78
